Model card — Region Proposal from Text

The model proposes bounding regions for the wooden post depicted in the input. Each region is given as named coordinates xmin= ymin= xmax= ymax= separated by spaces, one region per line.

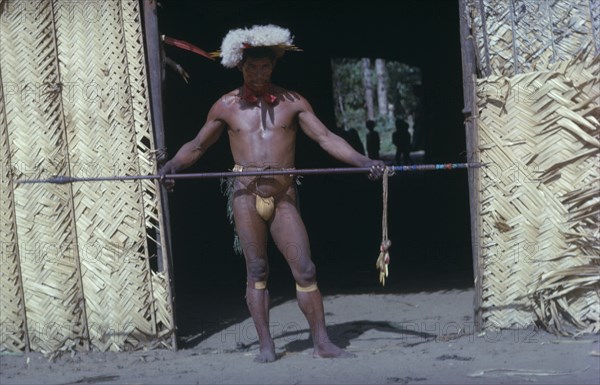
xmin=141 ymin=0 xmax=177 ymax=349
xmin=458 ymin=0 xmax=483 ymax=332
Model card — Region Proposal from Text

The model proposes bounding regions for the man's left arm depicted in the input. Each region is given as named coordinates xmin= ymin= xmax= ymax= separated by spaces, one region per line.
xmin=297 ymin=101 xmax=384 ymax=178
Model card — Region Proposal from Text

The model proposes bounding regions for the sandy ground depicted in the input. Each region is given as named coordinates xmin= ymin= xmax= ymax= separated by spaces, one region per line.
xmin=1 ymin=289 xmax=599 ymax=385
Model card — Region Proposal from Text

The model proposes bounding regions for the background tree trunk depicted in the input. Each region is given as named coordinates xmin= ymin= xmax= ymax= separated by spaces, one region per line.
xmin=337 ymin=93 xmax=346 ymax=127
xmin=375 ymin=58 xmax=388 ymax=117
xmin=361 ymin=58 xmax=375 ymax=120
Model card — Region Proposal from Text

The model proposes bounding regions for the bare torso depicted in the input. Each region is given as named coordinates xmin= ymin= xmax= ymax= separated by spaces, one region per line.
xmin=218 ymin=85 xmax=302 ymax=197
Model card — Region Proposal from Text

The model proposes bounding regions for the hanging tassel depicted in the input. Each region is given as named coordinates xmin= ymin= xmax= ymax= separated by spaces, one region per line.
xmin=376 ymin=239 xmax=392 ymax=286
xmin=375 ymin=167 xmax=393 ymax=286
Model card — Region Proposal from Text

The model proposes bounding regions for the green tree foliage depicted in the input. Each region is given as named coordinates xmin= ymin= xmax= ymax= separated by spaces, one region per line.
xmin=386 ymin=61 xmax=421 ymax=121
xmin=331 ymin=58 xmax=366 ymax=129
xmin=331 ymin=58 xmax=421 ymax=157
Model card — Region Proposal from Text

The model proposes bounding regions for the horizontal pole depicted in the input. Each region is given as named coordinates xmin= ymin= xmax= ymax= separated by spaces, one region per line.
xmin=15 ymin=162 xmax=485 ymax=185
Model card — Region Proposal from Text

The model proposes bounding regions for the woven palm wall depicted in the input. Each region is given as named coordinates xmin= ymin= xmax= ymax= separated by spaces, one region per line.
xmin=0 ymin=0 xmax=175 ymax=353
xmin=463 ymin=0 xmax=599 ymax=334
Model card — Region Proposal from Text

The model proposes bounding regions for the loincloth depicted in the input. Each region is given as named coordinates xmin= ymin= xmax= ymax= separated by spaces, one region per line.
xmin=231 ymin=164 xmax=295 ymax=221
xmin=221 ymin=164 xmax=298 ymax=254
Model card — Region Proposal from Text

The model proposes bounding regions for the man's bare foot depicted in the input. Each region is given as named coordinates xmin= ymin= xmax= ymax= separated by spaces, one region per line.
xmin=313 ymin=342 xmax=356 ymax=359
xmin=254 ymin=342 xmax=277 ymax=363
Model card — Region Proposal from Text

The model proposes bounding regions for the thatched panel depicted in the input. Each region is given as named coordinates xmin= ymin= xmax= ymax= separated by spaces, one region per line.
xmin=120 ymin=0 xmax=175 ymax=346
xmin=476 ymin=47 xmax=599 ymax=332
xmin=0 ymin=0 xmax=174 ymax=353
xmin=462 ymin=0 xmax=599 ymax=334
xmin=0 ymin=65 xmax=29 ymax=353
xmin=470 ymin=0 xmax=517 ymax=75
xmin=52 ymin=0 xmax=158 ymax=352
xmin=151 ymin=272 xmax=175 ymax=347
xmin=0 ymin=0 xmax=89 ymax=353
xmin=467 ymin=0 xmax=598 ymax=77
xmin=593 ymin=0 xmax=600 ymax=53
xmin=547 ymin=1 xmax=595 ymax=62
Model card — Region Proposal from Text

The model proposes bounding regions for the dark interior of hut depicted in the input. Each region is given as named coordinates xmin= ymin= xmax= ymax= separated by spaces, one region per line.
xmin=154 ymin=0 xmax=474 ymax=345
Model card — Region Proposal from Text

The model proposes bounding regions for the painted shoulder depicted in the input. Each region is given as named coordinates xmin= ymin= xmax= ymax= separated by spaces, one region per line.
xmin=216 ymin=88 xmax=242 ymax=107
xmin=272 ymin=85 xmax=305 ymax=105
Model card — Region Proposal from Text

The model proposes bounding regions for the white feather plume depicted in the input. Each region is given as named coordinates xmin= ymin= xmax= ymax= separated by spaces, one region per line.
xmin=219 ymin=24 xmax=295 ymax=68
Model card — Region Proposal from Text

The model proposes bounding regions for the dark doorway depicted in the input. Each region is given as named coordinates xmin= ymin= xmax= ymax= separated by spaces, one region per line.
xmin=155 ymin=0 xmax=472 ymax=346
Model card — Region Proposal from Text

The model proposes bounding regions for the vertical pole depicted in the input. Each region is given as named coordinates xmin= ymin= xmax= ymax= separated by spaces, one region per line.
xmin=458 ymin=0 xmax=483 ymax=331
xmin=477 ymin=0 xmax=492 ymax=76
xmin=508 ymin=0 xmax=520 ymax=75
xmin=141 ymin=0 xmax=177 ymax=349
xmin=141 ymin=0 xmax=169 ymax=272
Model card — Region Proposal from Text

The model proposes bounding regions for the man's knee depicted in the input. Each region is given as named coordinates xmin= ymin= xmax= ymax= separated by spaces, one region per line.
xmin=246 ymin=257 xmax=269 ymax=282
xmin=294 ymin=261 xmax=316 ymax=286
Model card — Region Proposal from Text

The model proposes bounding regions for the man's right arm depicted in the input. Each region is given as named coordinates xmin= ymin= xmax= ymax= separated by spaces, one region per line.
xmin=161 ymin=102 xmax=227 ymax=175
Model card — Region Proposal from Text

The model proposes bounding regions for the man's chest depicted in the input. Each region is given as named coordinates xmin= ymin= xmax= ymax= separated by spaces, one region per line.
xmin=227 ymin=104 xmax=298 ymax=134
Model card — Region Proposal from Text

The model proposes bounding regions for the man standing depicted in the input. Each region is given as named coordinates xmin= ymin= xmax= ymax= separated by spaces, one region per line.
xmin=160 ymin=25 xmax=384 ymax=362
xmin=365 ymin=120 xmax=381 ymax=160
xmin=392 ymin=118 xmax=413 ymax=165
xmin=342 ymin=125 xmax=366 ymax=155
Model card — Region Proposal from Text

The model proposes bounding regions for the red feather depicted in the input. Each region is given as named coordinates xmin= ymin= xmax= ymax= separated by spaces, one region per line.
xmin=162 ymin=35 xmax=214 ymax=61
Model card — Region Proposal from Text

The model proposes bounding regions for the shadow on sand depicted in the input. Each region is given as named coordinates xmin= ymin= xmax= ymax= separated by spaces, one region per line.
xmin=175 ymin=270 xmax=471 ymax=350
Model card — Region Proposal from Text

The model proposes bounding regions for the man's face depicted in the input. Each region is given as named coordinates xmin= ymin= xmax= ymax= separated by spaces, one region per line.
xmin=240 ymin=57 xmax=274 ymax=93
